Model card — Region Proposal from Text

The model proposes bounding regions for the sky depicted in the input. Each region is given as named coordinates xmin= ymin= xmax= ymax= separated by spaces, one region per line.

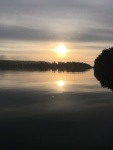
xmin=0 ymin=0 xmax=113 ymax=65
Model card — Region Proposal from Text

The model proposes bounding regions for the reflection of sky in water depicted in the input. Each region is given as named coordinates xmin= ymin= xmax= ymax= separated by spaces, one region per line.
xmin=0 ymin=69 xmax=113 ymax=148
xmin=0 ymin=70 xmax=110 ymax=93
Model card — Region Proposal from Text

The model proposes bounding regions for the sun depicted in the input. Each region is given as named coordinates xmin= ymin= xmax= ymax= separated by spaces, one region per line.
xmin=55 ymin=44 xmax=67 ymax=56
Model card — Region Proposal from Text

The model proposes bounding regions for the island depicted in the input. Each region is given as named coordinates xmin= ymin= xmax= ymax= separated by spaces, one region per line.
xmin=0 ymin=60 xmax=92 ymax=72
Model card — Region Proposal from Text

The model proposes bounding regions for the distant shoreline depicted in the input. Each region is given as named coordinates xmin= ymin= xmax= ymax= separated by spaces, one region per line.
xmin=0 ymin=60 xmax=92 ymax=72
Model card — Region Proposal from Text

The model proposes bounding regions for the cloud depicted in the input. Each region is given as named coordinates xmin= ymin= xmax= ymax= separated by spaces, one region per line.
xmin=1 ymin=0 xmax=113 ymax=44
xmin=1 ymin=24 xmax=113 ymax=44
xmin=69 ymin=28 xmax=113 ymax=43
xmin=0 ymin=24 xmax=58 ymax=41
xmin=1 ymin=0 xmax=113 ymax=24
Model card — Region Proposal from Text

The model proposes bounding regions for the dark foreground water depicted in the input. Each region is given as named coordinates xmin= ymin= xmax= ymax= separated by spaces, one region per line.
xmin=0 ymin=70 xmax=113 ymax=149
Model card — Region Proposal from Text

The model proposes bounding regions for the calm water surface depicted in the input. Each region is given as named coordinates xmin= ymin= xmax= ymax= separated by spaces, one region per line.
xmin=0 ymin=70 xmax=113 ymax=149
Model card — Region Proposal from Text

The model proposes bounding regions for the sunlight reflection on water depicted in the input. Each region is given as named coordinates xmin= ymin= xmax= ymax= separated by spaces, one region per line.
xmin=0 ymin=69 xmax=113 ymax=149
xmin=0 ymin=69 xmax=110 ymax=93
xmin=56 ymin=80 xmax=65 ymax=87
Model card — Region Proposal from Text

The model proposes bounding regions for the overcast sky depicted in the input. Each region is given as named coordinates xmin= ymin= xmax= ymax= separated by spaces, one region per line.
xmin=0 ymin=0 xmax=113 ymax=64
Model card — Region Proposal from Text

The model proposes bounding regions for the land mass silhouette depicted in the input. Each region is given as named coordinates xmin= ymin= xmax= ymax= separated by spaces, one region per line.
xmin=94 ymin=47 xmax=113 ymax=90
xmin=0 ymin=60 xmax=92 ymax=72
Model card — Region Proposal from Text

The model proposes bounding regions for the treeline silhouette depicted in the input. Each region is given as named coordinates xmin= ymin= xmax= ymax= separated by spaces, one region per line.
xmin=0 ymin=60 xmax=92 ymax=72
xmin=94 ymin=47 xmax=113 ymax=90
xmin=94 ymin=47 xmax=113 ymax=69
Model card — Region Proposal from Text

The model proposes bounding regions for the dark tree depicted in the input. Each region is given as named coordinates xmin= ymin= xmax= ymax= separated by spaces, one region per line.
xmin=94 ymin=47 xmax=113 ymax=91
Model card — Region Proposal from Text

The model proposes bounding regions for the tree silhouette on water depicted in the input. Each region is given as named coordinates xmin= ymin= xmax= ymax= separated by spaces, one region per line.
xmin=0 ymin=60 xmax=92 ymax=72
xmin=94 ymin=47 xmax=113 ymax=91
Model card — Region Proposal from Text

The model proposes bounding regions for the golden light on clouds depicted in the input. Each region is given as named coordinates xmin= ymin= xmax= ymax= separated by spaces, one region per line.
xmin=54 ymin=44 xmax=67 ymax=56
xmin=56 ymin=80 xmax=65 ymax=87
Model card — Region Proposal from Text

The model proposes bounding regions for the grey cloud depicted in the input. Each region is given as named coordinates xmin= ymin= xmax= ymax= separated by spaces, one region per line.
xmin=1 ymin=0 xmax=113 ymax=44
xmin=1 ymin=24 xmax=113 ymax=43
xmin=0 ymin=24 xmax=58 ymax=41
xmin=1 ymin=0 xmax=113 ymax=21
xmin=65 ymin=28 xmax=113 ymax=43
xmin=1 ymin=0 xmax=113 ymax=31
xmin=75 ymin=28 xmax=113 ymax=42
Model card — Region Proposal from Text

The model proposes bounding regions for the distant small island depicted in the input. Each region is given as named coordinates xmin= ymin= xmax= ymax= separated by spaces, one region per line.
xmin=0 ymin=60 xmax=92 ymax=72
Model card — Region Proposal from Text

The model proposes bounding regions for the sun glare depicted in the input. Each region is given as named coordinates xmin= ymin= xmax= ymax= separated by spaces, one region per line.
xmin=57 ymin=80 xmax=65 ymax=87
xmin=55 ymin=44 xmax=67 ymax=56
